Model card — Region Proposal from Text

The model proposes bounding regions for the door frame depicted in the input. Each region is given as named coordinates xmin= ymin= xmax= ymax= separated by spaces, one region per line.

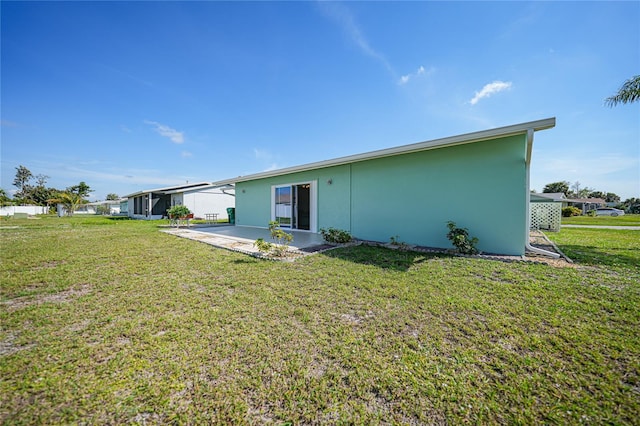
xmin=271 ymin=180 xmax=317 ymax=232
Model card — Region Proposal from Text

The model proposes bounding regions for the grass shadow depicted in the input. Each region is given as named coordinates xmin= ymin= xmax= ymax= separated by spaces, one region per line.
xmin=555 ymin=244 xmax=639 ymax=269
xmin=106 ymin=216 xmax=132 ymax=221
xmin=320 ymin=244 xmax=446 ymax=271
xmin=232 ymin=258 xmax=260 ymax=265
xmin=546 ymin=228 xmax=640 ymax=270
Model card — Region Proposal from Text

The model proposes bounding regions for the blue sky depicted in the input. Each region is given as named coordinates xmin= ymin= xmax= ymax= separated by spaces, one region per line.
xmin=1 ymin=1 xmax=638 ymax=201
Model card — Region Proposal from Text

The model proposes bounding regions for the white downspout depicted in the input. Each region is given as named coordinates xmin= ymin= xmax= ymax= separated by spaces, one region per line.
xmin=221 ymin=185 xmax=235 ymax=197
xmin=525 ymin=128 xmax=560 ymax=258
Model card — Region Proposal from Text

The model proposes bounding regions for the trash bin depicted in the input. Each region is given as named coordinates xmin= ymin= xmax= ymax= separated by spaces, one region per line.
xmin=226 ymin=207 xmax=235 ymax=225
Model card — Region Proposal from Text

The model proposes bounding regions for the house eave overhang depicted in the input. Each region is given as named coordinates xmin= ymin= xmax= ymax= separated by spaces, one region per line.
xmin=212 ymin=117 xmax=556 ymax=186
xmin=172 ymin=183 xmax=235 ymax=195
xmin=124 ymin=182 xmax=213 ymax=198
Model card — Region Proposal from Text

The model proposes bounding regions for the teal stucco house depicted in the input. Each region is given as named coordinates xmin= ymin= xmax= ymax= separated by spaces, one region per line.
xmin=212 ymin=118 xmax=556 ymax=256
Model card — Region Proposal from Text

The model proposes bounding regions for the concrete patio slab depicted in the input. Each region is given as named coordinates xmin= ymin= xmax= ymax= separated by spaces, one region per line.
xmin=160 ymin=225 xmax=329 ymax=258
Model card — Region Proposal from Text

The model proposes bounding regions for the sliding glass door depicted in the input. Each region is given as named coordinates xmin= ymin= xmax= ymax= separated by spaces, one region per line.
xmin=272 ymin=182 xmax=314 ymax=231
xmin=274 ymin=186 xmax=292 ymax=227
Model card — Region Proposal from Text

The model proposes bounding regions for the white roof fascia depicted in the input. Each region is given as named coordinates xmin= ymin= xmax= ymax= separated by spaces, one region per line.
xmin=212 ymin=117 xmax=556 ymax=186
xmin=168 ymin=183 xmax=235 ymax=195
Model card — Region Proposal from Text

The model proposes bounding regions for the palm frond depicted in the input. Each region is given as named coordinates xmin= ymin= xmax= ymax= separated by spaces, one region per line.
xmin=605 ymin=75 xmax=640 ymax=106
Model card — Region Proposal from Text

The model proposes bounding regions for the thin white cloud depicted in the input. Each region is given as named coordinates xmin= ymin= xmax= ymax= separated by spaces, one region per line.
xmin=398 ymin=65 xmax=434 ymax=85
xmin=254 ymin=148 xmax=274 ymax=161
xmin=24 ymin=161 xmax=186 ymax=187
xmin=144 ymin=120 xmax=185 ymax=144
xmin=318 ymin=1 xmax=393 ymax=74
xmin=181 ymin=151 xmax=192 ymax=158
xmin=469 ymin=81 xmax=513 ymax=105
xmin=253 ymin=149 xmax=280 ymax=172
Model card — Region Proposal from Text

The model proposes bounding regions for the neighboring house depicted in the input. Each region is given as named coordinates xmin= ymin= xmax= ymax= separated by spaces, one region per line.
xmin=211 ymin=118 xmax=556 ymax=256
xmin=534 ymin=192 xmax=606 ymax=214
xmin=75 ymin=199 xmax=124 ymax=215
xmin=125 ymin=182 xmax=235 ymax=220
xmin=566 ymin=197 xmax=606 ymax=214
xmin=530 ymin=193 xmax=562 ymax=232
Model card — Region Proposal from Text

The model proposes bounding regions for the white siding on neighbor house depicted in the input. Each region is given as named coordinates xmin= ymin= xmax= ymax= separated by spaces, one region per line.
xmin=75 ymin=203 xmax=122 ymax=215
xmin=171 ymin=193 xmax=184 ymax=206
xmin=181 ymin=190 xmax=234 ymax=220
xmin=125 ymin=184 xmax=234 ymax=221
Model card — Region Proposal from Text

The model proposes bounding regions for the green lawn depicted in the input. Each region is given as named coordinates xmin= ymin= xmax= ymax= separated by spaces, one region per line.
xmin=562 ymin=213 xmax=640 ymax=226
xmin=1 ymin=216 xmax=639 ymax=424
xmin=546 ymin=227 xmax=640 ymax=268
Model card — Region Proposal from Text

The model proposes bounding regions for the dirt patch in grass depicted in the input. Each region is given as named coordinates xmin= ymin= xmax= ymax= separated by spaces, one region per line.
xmin=0 ymin=333 xmax=36 ymax=356
xmin=1 ymin=284 xmax=92 ymax=311
xmin=32 ymin=260 xmax=67 ymax=270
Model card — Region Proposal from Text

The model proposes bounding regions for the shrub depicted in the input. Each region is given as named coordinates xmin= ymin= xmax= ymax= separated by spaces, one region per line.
xmin=562 ymin=206 xmax=581 ymax=217
xmin=254 ymin=238 xmax=273 ymax=253
xmin=389 ymin=235 xmax=410 ymax=250
xmin=446 ymin=221 xmax=479 ymax=255
xmin=254 ymin=221 xmax=293 ymax=257
xmin=167 ymin=205 xmax=191 ymax=218
xmin=320 ymin=227 xmax=352 ymax=244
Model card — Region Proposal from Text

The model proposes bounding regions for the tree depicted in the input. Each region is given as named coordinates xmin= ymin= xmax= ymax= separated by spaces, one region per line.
xmin=621 ymin=198 xmax=640 ymax=214
xmin=588 ymin=191 xmax=605 ymax=200
xmin=605 ymin=192 xmax=620 ymax=204
xmin=106 ymin=193 xmax=119 ymax=200
xmin=66 ymin=181 xmax=93 ymax=198
xmin=590 ymin=191 xmax=621 ymax=203
xmin=605 ymin=75 xmax=640 ymax=106
xmin=13 ymin=165 xmax=33 ymax=202
xmin=569 ymin=181 xmax=593 ymax=199
xmin=35 ymin=174 xmax=49 ymax=187
xmin=542 ymin=181 xmax=569 ymax=194
xmin=31 ymin=186 xmax=57 ymax=207
xmin=0 ymin=189 xmax=12 ymax=207
xmin=30 ymin=174 xmax=56 ymax=206
xmin=49 ymin=192 xmax=83 ymax=216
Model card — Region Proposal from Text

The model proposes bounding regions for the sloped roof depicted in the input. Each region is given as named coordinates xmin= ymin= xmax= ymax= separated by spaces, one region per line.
xmin=566 ymin=197 xmax=606 ymax=204
xmin=212 ymin=117 xmax=556 ymax=185
xmin=533 ymin=192 xmax=566 ymax=202
xmin=530 ymin=193 xmax=563 ymax=202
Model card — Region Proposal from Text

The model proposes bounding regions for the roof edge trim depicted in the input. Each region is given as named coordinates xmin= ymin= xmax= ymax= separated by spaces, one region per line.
xmin=212 ymin=117 xmax=556 ymax=185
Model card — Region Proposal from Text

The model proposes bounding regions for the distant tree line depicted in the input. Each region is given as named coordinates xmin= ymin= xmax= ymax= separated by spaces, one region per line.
xmin=1 ymin=165 xmax=119 ymax=216
xmin=538 ymin=180 xmax=639 ymax=214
